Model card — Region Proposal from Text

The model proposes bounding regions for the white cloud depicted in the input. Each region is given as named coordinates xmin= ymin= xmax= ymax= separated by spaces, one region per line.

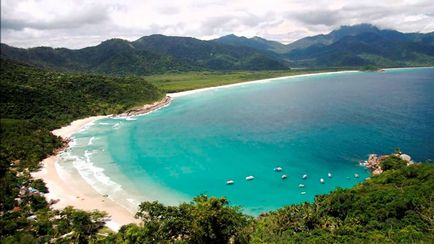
xmin=1 ymin=0 xmax=433 ymax=48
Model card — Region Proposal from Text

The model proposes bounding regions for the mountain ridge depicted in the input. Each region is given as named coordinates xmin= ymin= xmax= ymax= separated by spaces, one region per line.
xmin=1 ymin=24 xmax=433 ymax=75
xmin=214 ymin=24 xmax=433 ymax=67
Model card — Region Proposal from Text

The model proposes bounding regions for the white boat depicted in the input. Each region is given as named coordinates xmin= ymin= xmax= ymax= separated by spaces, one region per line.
xmin=354 ymin=173 xmax=360 ymax=178
xmin=328 ymin=173 xmax=332 ymax=178
xmin=245 ymin=176 xmax=255 ymax=181
xmin=281 ymin=175 xmax=287 ymax=180
xmin=274 ymin=167 xmax=283 ymax=172
xmin=302 ymin=174 xmax=308 ymax=179
xmin=301 ymin=192 xmax=306 ymax=195
xmin=226 ymin=180 xmax=234 ymax=185
xmin=320 ymin=178 xmax=325 ymax=184
xmin=298 ymin=184 xmax=305 ymax=188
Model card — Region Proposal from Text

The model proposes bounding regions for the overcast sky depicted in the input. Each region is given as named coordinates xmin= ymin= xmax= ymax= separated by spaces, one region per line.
xmin=1 ymin=0 xmax=434 ymax=49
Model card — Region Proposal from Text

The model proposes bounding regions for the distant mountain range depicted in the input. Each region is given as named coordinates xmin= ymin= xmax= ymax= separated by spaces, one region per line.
xmin=214 ymin=24 xmax=434 ymax=67
xmin=1 ymin=24 xmax=433 ymax=75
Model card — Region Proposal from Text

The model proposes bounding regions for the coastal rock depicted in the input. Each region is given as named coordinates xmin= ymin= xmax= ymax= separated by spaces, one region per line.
xmin=364 ymin=154 xmax=385 ymax=175
xmin=363 ymin=152 xmax=414 ymax=175
xmin=400 ymin=154 xmax=411 ymax=162
xmin=117 ymin=96 xmax=172 ymax=117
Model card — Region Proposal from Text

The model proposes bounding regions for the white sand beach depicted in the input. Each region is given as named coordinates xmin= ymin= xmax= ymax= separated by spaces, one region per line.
xmin=32 ymin=116 xmax=140 ymax=231
xmin=33 ymin=70 xmax=358 ymax=232
xmin=168 ymin=70 xmax=359 ymax=98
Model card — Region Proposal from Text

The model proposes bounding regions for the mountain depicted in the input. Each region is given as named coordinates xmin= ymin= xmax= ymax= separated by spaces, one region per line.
xmin=285 ymin=25 xmax=434 ymax=67
xmin=213 ymin=34 xmax=290 ymax=54
xmin=286 ymin=24 xmax=433 ymax=50
xmin=0 ymin=39 xmax=190 ymax=75
xmin=213 ymin=24 xmax=434 ymax=67
xmin=0 ymin=35 xmax=289 ymax=76
xmin=1 ymin=24 xmax=433 ymax=72
xmin=131 ymin=35 xmax=288 ymax=70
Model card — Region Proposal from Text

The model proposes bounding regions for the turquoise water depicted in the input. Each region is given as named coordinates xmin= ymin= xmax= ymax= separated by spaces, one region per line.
xmin=59 ymin=68 xmax=434 ymax=214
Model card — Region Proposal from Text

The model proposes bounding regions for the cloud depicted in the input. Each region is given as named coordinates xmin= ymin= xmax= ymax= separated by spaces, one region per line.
xmin=1 ymin=0 xmax=433 ymax=49
xmin=292 ymin=9 xmax=342 ymax=27
xmin=2 ymin=8 xmax=109 ymax=31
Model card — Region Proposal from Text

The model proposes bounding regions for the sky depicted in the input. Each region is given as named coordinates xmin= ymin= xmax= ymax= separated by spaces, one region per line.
xmin=1 ymin=0 xmax=434 ymax=49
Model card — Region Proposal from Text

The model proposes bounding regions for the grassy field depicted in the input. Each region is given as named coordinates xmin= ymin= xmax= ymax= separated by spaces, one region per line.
xmin=143 ymin=69 xmax=346 ymax=93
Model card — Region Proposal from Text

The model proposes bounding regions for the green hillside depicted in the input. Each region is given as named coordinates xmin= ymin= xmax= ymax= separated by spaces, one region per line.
xmin=3 ymin=24 xmax=432 ymax=76
xmin=0 ymin=59 xmax=163 ymax=169
xmin=0 ymin=59 xmax=164 ymax=242
xmin=0 ymin=35 xmax=289 ymax=76
xmin=214 ymin=24 xmax=434 ymax=67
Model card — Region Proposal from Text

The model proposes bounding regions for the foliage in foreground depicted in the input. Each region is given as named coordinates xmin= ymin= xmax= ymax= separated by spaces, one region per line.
xmin=247 ymin=159 xmax=434 ymax=243
xmin=107 ymin=196 xmax=251 ymax=243
xmin=99 ymin=158 xmax=432 ymax=243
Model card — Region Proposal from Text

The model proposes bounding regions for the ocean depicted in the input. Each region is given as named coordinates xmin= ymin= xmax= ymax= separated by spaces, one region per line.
xmin=57 ymin=67 xmax=434 ymax=215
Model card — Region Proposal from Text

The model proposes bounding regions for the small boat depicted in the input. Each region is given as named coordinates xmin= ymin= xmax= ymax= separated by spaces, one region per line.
xmin=302 ymin=174 xmax=308 ymax=180
xmin=274 ymin=167 xmax=283 ymax=172
xmin=245 ymin=176 xmax=255 ymax=181
xmin=281 ymin=174 xmax=287 ymax=180
xmin=320 ymin=178 xmax=325 ymax=184
xmin=226 ymin=180 xmax=234 ymax=185
xmin=301 ymin=191 xmax=306 ymax=195
xmin=354 ymin=173 xmax=360 ymax=178
xmin=328 ymin=173 xmax=332 ymax=178
xmin=298 ymin=184 xmax=305 ymax=188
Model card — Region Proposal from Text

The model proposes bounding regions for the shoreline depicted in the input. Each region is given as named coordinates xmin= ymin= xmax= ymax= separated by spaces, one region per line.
xmin=168 ymin=70 xmax=359 ymax=98
xmin=32 ymin=97 xmax=172 ymax=231
xmin=118 ymin=96 xmax=172 ymax=117
xmin=33 ymin=67 xmax=428 ymax=231
xmin=32 ymin=70 xmax=361 ymax=232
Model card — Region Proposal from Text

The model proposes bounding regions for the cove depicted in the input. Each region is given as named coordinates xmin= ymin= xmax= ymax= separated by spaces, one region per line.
xmin=58 ymin=68 xmax=434 ymax=215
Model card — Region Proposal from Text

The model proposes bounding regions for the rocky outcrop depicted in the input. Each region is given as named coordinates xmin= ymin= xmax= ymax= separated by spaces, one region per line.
xmin=117 ymin=96 xmax=172 ymax=117
xmin=361 ymin=153 xmax=414 ymax=175
xmin=361 ymin=154 xmax=387 ymax=175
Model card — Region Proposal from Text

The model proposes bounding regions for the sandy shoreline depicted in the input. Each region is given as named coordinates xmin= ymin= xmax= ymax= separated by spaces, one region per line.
xmin=32 ymin=115 xmax=142 ymax=231
xmin=33 ymin=97 xmax=172 ymax=231
xmin=32 ymin=70 xmax=361 ymax=232
xmin=168 ymin=70 xmax=359 ymax=98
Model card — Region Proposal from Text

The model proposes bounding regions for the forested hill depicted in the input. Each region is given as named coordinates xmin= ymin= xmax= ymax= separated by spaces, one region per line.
xmin=0 ymin=35 xmax=289 ymax=76
xmin=214 ymin=24 xmax=434 ymax=67
xmin=0 ymin=59 xmax=165 ymax=242
xmin=0 ymin=58 xmax=164 ymax=169
xmin=2 ymin=24 xmax=433 ymax=76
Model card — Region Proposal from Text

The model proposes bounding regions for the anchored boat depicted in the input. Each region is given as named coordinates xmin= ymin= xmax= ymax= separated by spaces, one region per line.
xmin=274 ymin=167 xmax=283 ymax=172
xmin=245 ymin=176 xmax=255 ymax=181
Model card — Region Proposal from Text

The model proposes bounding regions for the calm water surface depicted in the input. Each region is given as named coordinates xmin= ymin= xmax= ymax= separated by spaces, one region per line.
xmin=59 ymin=68 xmax=434 ymax=214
